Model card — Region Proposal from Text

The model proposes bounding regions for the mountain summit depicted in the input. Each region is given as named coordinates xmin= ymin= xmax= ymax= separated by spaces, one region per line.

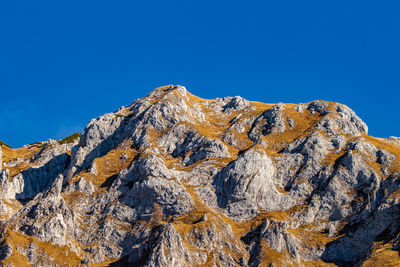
xmin=0 ymin=85 xmax=400 ymax=266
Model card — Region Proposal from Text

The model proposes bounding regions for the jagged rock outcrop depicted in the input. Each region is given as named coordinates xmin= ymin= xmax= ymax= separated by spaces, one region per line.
xmin=0 ymin=85 xmax=399 ymax=267
xmin=116 ymin=154 xmax=195 ymax=220
xmin=0 ymin=139 xmax=77 ymax=201
xmin=214 ymin=147 xmax=296 ymax=221
xmin=141 ymin=224 xmax=196 ymax=267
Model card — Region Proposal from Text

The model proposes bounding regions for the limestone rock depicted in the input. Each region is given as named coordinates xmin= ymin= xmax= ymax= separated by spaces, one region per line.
xmin=214 ymin=148 xmax=295 ymax=221
xmin=249 ymin=104 xmax=286 ymax=142
xmin=158 ymin=124 xmax=230 ymax=165
xmin=0 ymin=85 xmax=399 ymax=267
xmin=142 ymin=224 xmax=196 ymax=267
xmin=117 ymin=155 xmax=194 ymax=220
xmin=88 ymin=161 xmax=98 ymax=175
xmin=222 ymin=96 xmax=250 ymax=113
xmin=314 ymin=103 xmax=368 ymax=136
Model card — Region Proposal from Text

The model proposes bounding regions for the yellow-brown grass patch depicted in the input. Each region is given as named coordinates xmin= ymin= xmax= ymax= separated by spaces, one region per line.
xmin=1 ymin=145 xmax=42 ymax=177
xmin=1 ymin=229 xmax=81 ymax=266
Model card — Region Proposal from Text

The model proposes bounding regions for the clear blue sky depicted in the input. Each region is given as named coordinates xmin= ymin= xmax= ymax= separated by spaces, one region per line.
xmin=1 ymin=1 xmax=399 ymax=148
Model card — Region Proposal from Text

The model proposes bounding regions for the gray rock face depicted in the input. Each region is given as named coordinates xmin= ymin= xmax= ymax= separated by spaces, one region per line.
xmin=214 ymin=148 xmax=295 ymax=221
xmin=314 ymin=103 xmax=368 ymax=136
xmin=260 ymin=220 xmax=300 ymax=259
xmin=0 ymin=85 xmax=399 ymax=267
xmin=88 ymin=161 xmax=98 ymax=175
xmin=11 ymin=175 xmax=75 ymax=247
xmin=143 ymin=224 xmax=195 ymax=267
xmin=68 ymin=113 xmax=124 ymax=177
xmin=116 ymin=155 xmax=194 ymax=220
xmin=0 ymin=141 xmax=73 ymax=201
xmin=67 ymin=178 xmax=95 ymax=195
xmin=33 ymin=139 xmax=77 ymax=166
xmin=222 ymin=96 xmax=250 ymax=112
xmin=158 ymin=124 xmax=230 ymax=165
xmin=249 ymin=104 xmax=286 ymax=142
xmin=307 ymin=100 xmax=331 ymax=114
xmin=388 ymin=136 xmax=400 ymax=146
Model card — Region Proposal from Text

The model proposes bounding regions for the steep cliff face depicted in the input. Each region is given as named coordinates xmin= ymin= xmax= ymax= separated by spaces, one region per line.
xmin=0 ymin=85 xmax=400 ymax=266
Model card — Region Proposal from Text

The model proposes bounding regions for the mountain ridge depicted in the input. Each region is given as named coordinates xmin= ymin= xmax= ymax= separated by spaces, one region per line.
xmin=0 ymin=85 xmax=399 ymax=266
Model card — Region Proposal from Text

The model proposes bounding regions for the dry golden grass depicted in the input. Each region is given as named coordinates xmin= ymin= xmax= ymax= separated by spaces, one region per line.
xmin=61 ymin=190 xmax=85 ymax=207
xmin=72 ymin=145 xmax=137 ymax=191
xmin=0 ymin=199 xmax=23 ymax=220
xmin=1 ymin=145 xmax=41 ymax=177
xmin=362 ymin=243 xmax=400 ymax=267
xmin=1 ymin=229 xmax=81 ymax=266
xmin=303 ymin=259 xmax=337 ymax=267
xmin=2 ymin=145 xmax=39 ymax=164
xmin=363 ymin=134 xmax=400 ymax=173
xmin=388 ymin=187 xmax=400 ymax=199
xmin=288 ymin=225 xmax=336 ymax=248
xmin=1 ymin=249 xmax=32 ymax=267
xmin=173 ymin=185 xmax=214 ymax=235
xmin=275 ymin=186 xmax=289 ymax=194
xmin=258 ymin=240 xmax=287 ymax=267
xmin=259 ymin=104 xmax=325 ymax=153
xmin=322 ymin=146 xmax=348 ymax=167
xmin=146 ymin=84 xmax=177 ymax=105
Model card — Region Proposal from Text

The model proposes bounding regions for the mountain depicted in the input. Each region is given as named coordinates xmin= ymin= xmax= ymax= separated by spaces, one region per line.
xmin=0 ymin=85 xmax=400 ymax=266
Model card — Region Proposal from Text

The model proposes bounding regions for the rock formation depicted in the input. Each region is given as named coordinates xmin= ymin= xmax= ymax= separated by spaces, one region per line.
xmin=0 ymin=85 xmax=399 ymax=266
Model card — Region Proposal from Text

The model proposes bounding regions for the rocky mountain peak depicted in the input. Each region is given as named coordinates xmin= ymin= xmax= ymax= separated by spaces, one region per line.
xmin=0 ymin=85 xmax=399 ymax=266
